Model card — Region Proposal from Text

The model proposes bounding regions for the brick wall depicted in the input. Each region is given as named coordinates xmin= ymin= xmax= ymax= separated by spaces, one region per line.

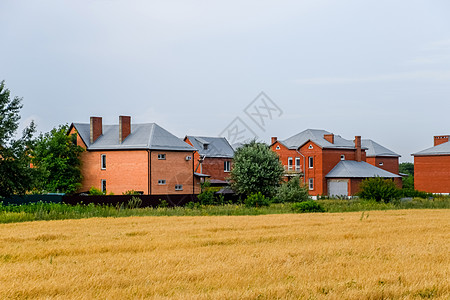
xmin=366 ymin=157 xmax=399 ymax=174
xmin=414 ymin=155 xmax=450 ymax=193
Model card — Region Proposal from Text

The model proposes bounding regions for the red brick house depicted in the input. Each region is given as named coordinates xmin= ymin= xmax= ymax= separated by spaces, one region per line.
xmin=69 ymin=116 xmax=203 ymax=195
xmin=362 ymin=139 xmax=401 ymax=174
xmin=412 ymin=135 xmax=450 ymax=194
xmin=270 ymin=129 xmax=401 ymax=197
xmin=184 ymin=136 xmax=234 ymax=183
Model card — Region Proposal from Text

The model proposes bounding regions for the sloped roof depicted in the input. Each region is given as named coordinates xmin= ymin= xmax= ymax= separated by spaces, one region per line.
xmin=72 ymin=123 xmax=195 ymax=151
xmin=326 ymin=160 xmax=400 ymax=178
xmin=186 ymin=136 xmax=234 ymax=158
xmin=281 ymin=129 xmax=357 ymax=150
xmin=412 ymin=141 xmax=450 ymax=156
xmin=362 ymin=139 xmax=400 ymax=157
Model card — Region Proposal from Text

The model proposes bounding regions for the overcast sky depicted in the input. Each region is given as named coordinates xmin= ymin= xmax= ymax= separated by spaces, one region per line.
xmin=1 ymin=0 xmax=450 ymax=162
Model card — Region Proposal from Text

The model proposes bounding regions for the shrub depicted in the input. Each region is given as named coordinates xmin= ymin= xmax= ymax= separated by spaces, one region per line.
xmin=122 ymin=190 xmax=141 ymax=195
xmin=197 ymin=190 xmax=216 ymax=205
xmin=399 ymin=188 xmax=432 ymax=199
xmin=357 ymin=177 xmax=400 ymax=203
xmin=244 ymin=192 xmax=271 ymax=207
xmin=89 ymin=187 xmax=105 ymax=195
xmin=274 ymin=176 xmax=309 ymax=203
xmin=292 ymin=200 xmax=325 ymax=213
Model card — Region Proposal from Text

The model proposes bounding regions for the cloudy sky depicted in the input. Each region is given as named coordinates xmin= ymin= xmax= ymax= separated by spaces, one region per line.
xmin=1 ymin=0 xmax=450 ymax=162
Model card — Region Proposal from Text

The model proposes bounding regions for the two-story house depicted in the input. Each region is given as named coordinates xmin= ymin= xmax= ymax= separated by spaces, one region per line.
xmin=412 ymin=135 xmax=450 ymax=194
xmin=271 ymin=129 xmax=401 ymax=197
xmin=184 ymin=136 xmax=234 ymax=183
xmin=69 ymin=116 xmax=203 ymax=195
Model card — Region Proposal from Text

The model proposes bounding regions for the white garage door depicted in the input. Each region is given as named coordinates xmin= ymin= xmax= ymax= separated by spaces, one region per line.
xmin=328 ymin=180 xmax=348 ymax=197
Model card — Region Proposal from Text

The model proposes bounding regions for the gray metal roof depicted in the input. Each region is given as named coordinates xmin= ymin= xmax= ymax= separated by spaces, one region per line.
xmin=362 ymin=139 xmax=400 ymax=157
xmin=412 ymin=141 xmax=450 ymax=156
xmin=72 ymin=123 xmax=195 ymax=151
xmin=281 ymin=129 xmax=358 ymax=150
xmin=326 ymin=160 xmax=401 ymax=178
xmin=186 ymin=136 xmax=234 ymax=158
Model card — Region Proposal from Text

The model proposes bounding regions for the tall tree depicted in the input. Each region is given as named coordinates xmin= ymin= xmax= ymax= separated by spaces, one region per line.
xmin=32 ymin=125 xmax=84 ymax=194
xmin=230 ymin=140 xmax=284 ymax=198
xmin=0 ymin=80 xmax=36 ymax=198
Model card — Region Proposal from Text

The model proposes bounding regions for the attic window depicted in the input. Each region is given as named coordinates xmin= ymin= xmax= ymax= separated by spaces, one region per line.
xmin=379 ymin=162 xmax=384 ymax=166
xmin=308 ymin=145 xmax=313 ymax=149
xmin=341 ymin=155 xmax=345 ymax=160
xmin=276 ymin=145 xmax=280 ymax=150
xmin=203 ymin=144 xmax=209 ymax=150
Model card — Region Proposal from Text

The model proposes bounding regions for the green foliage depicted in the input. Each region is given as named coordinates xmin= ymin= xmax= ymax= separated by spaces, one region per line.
xmin=126 ymin=196 xmax=142 ymax=209
xmin=122 ymin=190 xmax=141 ymax=195
xmin=31 ymin=124 xmax=84 ymax=194
xmin=0 ymin=80 xmax=37 ymax=198
xmin=244 ymin=192 xmax=271 ymax=207
xmin=399 ymin=188 xmax=432 ymax=199
xmin=292 ymin=200 xmax=325 ymax=213
xmin=158 ymin=199 xmax=169 ymax=208
xmin=399 ymin=162 xmax=414 ymax=176
xmin=89 ymin=187 xmax=105 ymax=195
xmin=230 ymin=140 xmax=284 ymax=198
xmin=274 ymin=176 xmax=309 ymax=203
xmin=402 ymin=175 xmax=414 ymax=190
xmin=197 ymin=190 xmax=216 ymax=205
xmin=358 ymin=177 xmax=400 ymax=203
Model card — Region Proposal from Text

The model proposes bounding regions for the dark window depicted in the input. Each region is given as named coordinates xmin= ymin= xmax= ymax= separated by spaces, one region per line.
xmin=158 ymin=154 xmax=166 ymax=160
xmin=101 ymin=180 xmax=106 ymax=192
xmin=224 ymin=161 xmax=231 ymax=172
xmin=308 ymin=156 xmax=314 ymax=168
xmin=175 ymin=184 xmax=183 ymax=191
xmin=101 ymin=154 xmax=106 ymax=169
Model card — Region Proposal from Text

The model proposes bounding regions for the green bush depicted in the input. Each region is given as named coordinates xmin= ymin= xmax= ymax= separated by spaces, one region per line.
xmin=292 ymin=200 xmax=325 ymax=213
xmin=244 ymin=192 xmax=271 ymax=207
xmin=357 ymin=177 xmax=400 ymax=203
xmin=89 ymin=187 xmax=105 ymax=195
xmin=399 ymin=188 xmax=432 ymax=199
xmin=122 ymin=190 xmax=141 ymax=195
xmin=274 ymin=176 xmax=309 ymax=203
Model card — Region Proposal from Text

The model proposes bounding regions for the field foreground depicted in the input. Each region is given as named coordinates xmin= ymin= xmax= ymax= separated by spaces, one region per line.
xmin=0 ymin=210 xmax=449 ymax=299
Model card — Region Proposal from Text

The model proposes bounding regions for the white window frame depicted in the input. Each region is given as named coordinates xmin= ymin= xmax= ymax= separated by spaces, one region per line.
xmin=101 ymin=179 xmax=106 ymax=192
xmin=158 ymin=154 xmax=166 ymax=160
xmin=379 ymin=162 xmax=384 ymax=166
xmin=308 ymin=178 xmax=314 ymax=190
xmin=175 ymin=184 xmax=183 ymax=191
xmin=308 ymin=145 xmax=313 ymax=149
xmin=158 ymin=179 xmax=166 ymax=185
xmin=288 ymin=157 xmax=293 ymax=170
xmin=224 ymin=161 xmax=231 ymax=172
xmin=295 ymin=157 xmax=301 ymax=171
xmin=308 ymin=156 xmax=314 ymax=169
xmin=341 ymin=155 xmax=345 ymax=160
xmin=101 ymin=154 xmax=106 ymax=170
xmin=275 ymin=145 xmax=280 ymax=150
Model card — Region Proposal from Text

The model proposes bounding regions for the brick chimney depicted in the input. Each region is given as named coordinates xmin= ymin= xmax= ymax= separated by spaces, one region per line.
xmin=90 ymin=116 xmax=102 ymax=144
xmin=354 ymin=136 xmax=362 ymax=162
xmin=119 ymin=116 xmax=131 ymax=143
xmin=434 ymin=135 xmax=449 ymax=146
xmin=324 ymin=134 xmax=334 ymax=144
xmin=271 ymin=137 xmax=277 ymax=144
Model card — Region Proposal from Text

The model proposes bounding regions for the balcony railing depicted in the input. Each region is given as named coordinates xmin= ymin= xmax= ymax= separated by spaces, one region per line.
xmin=284 ymin=165 xmax=303 ymax=175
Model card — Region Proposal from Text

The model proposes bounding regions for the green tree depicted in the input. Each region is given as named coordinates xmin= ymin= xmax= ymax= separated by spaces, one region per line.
xmin=274 ymin=176 xmax=309 ymax=203
xmin=230 ymin=140 xmax=284 ymax=198
xmin=399 ymin=162 xmax=414 ymax=190
xmin=0 ymin=80 xmax=36 ymax=198
xmin=357 ymin=177 xmax=400 ymax=203
xmin=32 ymin=125 xmax=84 ymax=194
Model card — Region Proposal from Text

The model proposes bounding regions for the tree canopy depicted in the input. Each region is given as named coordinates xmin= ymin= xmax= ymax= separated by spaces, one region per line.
xmin=229 ymin=140 xmax=284 ymax=198
xmin=32 ymin=125 xmax=84 ymax=194
xmin=0 ymin=80 xmax=36 ymax=198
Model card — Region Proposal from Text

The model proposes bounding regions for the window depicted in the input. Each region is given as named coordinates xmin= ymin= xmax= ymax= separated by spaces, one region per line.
xmin=101 ymin=179 xmax=106 ymax=193
xmin=295 ymin=157 xmax=301 ymax=170
xmin=341 ymin=155 xmax=345 ymax=160
xmin=203 ymin=144 xmax=209 ymax=150
xmin=101 ymin=154 xmax=106 ymax=169
xmin=224 ymin=161 xmax=231 ymax=172
xmin=288 ymin=157 xmax=293 ymax=170
xmin=175 ymin=184 xmax=183 ymax=191
xmin=158 ymin=154 xmax=166 ymax=160
xmin=308 ymin=178 xmax=314 ymax=190
xmin=275 ymin=145 xmax=280 ymax=150
xmin=308 ymin=156 xmax=314 ymax=168
xmin=158 ymin=179 xmax=166 ymax=185
xmin=308 ymin=145 xmax=313 ymax=149
xmin=379 ymin=162 xmax=384 ymax=166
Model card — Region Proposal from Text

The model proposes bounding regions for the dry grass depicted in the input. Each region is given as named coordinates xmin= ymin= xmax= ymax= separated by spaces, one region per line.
xmin=0 ymin=210 xmax=449 ymax=299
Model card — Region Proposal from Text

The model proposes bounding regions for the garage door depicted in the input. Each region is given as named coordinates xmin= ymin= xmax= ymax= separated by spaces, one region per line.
xmin=328 ymin=180 xmax=348 ymax=197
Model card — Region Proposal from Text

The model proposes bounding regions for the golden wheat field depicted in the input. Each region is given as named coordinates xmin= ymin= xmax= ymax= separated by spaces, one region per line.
xmin=0 ymin=210 xmax=449 ymax=299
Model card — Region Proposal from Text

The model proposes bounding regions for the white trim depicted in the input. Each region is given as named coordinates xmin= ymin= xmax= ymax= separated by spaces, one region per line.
xmin=101 ymin=154 xmax=106 ymax=170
